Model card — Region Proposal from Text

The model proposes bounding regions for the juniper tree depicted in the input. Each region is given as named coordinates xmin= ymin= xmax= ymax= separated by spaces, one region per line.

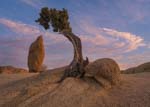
xmin=36 ymin=7 xmax=89 ymax=82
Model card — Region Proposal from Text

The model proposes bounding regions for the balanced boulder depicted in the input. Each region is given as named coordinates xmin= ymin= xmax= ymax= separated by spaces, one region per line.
xmin=85 ymin=58 xmax=121 ymax=88
xmin=28 ymin=36 xmax=45 ymax=73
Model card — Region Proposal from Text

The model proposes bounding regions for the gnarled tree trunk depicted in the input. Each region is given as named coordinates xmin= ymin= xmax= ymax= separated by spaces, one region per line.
xmin=58 ymin=31 xmax=89 ymax=82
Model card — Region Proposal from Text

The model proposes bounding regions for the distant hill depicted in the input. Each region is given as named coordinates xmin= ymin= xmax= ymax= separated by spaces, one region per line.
xmin=122 ymin=62 xmax=150 ymax=74
xmin=0 ymin=66 xmax=28 ymax=74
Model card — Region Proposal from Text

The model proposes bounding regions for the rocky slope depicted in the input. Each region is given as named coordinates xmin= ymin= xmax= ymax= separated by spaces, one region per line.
xmin=0 ymin=66 xmax=150 ymax=107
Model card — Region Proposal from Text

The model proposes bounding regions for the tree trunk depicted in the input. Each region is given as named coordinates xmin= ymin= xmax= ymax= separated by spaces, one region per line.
xmin=58 ymin=31 xmax=89 ymax=82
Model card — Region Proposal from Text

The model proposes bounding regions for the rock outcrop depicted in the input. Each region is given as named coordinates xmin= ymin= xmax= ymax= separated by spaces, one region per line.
xmin=1 ymin=66 xmax=150 ymax=107
xmin=0 ymin=66 xmax=28 ymax=74
xmin=85 ymin=58 xmax=121 ymax=88
xmin=28 ymin=36 xmax=45 ymax=73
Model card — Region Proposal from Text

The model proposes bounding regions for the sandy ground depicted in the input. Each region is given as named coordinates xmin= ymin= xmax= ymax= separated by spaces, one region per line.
xmin=0 ymin=73 xmax=37 ymax=87
xmin=0 ymin=68 xmax=150 ymax=107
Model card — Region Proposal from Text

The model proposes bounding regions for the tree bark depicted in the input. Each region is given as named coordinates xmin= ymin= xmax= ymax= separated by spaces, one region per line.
xmin=58 ymin=31 xmax=89 ymax=82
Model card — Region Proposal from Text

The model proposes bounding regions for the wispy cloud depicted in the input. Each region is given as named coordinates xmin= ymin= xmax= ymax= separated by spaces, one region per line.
xmin=115 ymin=0 xmax=149 ymax=22
xmin=0 ymin=18 xmax=65 ymax=68
xmin=81 ymin=34 xmax=109 ymax=46
xmin=99 ymin=28 xmax=146 ymax=52
xmin=78 ymin=20 xmax=146 ymax=53
xmin=2 ymin=18 xmax=145 ymax=54
xmin=0 ymin=18 xmax=64 ymax=43
xmin=0 ymin=18 xmax=149 ymax=69
xmin=20 ymin=0 xmax=45 ymax=8
xmin=0 ymin=18 xmax=40 ymax=36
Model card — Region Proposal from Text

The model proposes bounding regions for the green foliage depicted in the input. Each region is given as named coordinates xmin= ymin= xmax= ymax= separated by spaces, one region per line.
xmin=36 ymin=7 xmax=72 ymax=32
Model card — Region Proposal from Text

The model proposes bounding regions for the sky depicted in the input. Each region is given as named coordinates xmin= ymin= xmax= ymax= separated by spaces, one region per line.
xmin=0 ymin=0 xmax=150 ymax=70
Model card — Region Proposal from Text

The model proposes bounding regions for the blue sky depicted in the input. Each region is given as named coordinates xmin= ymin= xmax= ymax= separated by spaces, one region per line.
xmin=0 ymin=0 xmax=150 ymax=70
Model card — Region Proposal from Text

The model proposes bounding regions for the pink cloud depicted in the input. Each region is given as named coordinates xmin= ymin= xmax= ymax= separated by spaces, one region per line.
xmin=77 ymin=20 xmax=146 ymax=53
xmin=0 ymin=18 xmax=65 ymax=44
xmin=80 ymin=34 xmax=109 ymax=45
xmin=0 ymin=18 xmax=149 ymax=70
xmin=1 ymin=18 xmax=146 ymax=54
xmin=0 ymin=18 xmax=40 ymax=36
xmin=100 ymin=28 xmax=146 ymax=52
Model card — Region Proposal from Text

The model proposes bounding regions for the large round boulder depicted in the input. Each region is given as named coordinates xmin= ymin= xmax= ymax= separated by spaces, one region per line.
xmin=85 ymin=58 xmax=121 ymax=87
xmin=28 ymin=36 xmax=45 ymax=73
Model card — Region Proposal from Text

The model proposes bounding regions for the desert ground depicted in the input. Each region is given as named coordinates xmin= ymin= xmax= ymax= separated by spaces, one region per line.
xmin=0 ymin=66 xmax=150 ymax=107
xmin=0 ymin=73 xmax=37 ymax=86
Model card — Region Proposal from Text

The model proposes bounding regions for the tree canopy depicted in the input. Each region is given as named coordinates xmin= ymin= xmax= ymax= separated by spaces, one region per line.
xmin=36 ymin=7 xmax=72 ymax=33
